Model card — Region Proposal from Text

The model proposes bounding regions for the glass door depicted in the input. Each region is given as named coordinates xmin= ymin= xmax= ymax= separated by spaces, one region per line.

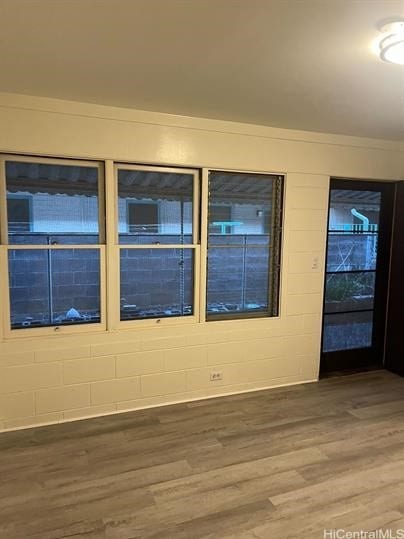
xmin=320 ymin=179 xmax=394 ymax=373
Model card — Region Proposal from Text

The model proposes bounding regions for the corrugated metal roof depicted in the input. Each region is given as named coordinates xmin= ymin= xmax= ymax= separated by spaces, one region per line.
xmin=209 ymin=172 xmax=276 ymax=203
xmin=6 ymin=161 xmax=98 ymax=196
xmin=331 ymin=189 xmax=381 ymax=204
xmin=118 ymin=170 xmax=193 ymax=200
xmin=6 ymin=162 xmax=278 ymax=203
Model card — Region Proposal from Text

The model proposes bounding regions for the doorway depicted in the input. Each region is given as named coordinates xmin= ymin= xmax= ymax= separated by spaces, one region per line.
xmin=320 ymin=178 xmax=395 ymax=374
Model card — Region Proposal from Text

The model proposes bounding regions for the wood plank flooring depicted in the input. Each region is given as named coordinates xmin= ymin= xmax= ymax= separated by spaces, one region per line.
xmin=2 ymin=370 xmax=404 ymax=538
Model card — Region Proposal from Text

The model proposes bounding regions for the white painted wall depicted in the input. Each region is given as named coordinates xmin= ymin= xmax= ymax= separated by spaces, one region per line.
xmin=0 ymin=93 xmax=403 ymax=432
xmin=28 ymin=193 xmax=98 ymax=233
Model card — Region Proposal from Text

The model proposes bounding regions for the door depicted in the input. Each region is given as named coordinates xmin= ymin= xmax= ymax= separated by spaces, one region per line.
xmin=385 ymin=182 xmax=404 ymax=376
xmin=320 ymin=179 xmax=394 ymax=374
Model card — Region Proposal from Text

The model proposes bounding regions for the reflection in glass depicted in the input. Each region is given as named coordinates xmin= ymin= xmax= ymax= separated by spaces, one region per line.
xmin=323 ymin=311 xmax=373 ymax=352
xmin=118 ymin=169 xmax=193 ymax=244
xmin=120 ymin=249 xmax=193 ymax=320
xmin=8 ymin=249 xmax=100 ymax=329
xmin=324 ymin=272 xmax=375 ymax=313
xmin=6 ymin=161 xmax=100 ymax=243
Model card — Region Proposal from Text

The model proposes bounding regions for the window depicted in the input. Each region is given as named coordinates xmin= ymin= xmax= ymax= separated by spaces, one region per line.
xmin=0 ymin=157 xmax=284 ymax=336
xmin=2 ymin=157 xmax=104 ymax=332
xmin=117 ymin=165 xmax=198 ymax=322
xmin=209 ymin=204 xmax=232 ymax=234
xmin=7 ymin=195 xmax=31 ymax=232
xmin=206 ymin=171 xmax=283 ymax=320
xmin=127 ymin=201 xmax=159 ymax=233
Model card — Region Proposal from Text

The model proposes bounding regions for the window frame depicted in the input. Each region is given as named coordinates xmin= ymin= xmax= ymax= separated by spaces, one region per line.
xmin=0 ymin=154 xmax=107 ymax=338
xmin=0 ymin=156 xmax=285 ymax=340
xmin=112 ymin=163 xmax=201 ymax=329
xmin=204 ymin=168 xmax=284 ymax=322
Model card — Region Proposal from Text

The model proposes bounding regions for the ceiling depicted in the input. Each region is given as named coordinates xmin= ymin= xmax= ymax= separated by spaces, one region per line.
xmin=0 ymin=0 xmax=404 ymax=140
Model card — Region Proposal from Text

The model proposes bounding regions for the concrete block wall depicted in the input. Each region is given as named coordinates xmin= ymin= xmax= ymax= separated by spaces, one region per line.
xmin=8 ymin=248 xmax=100 ymax=326
xmin=31 ymin=194 xmax=99 ymax=233
xmin=120 ymin=247 xmax=194 ymax=314
xmin=0 ymin=93 xmax=402 ymax=432
xmin=326 ymin=234 xmax=377 ymax=271
xmin=0 ymin=316 xmax=322 ymax=431
xmin=0 ymin=172 xmax=328 ymax=431
xmin=207 ymin=241 xmax=269 ymax=307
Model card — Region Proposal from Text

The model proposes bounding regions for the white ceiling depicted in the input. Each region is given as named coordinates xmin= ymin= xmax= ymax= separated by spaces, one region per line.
xmin=1 ymin=0 xmax=404 ymax=140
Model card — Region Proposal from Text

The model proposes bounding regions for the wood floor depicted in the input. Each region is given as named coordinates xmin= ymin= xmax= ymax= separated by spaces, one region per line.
xmin=2 ymin=370 xmax=404 ymax=538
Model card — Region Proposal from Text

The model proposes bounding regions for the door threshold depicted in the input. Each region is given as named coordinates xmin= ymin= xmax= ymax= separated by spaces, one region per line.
xmin=320 ymin=364 xmax=383 ymax=379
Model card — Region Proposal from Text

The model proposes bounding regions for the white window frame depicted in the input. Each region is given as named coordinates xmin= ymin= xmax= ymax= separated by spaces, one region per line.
xmin=0 ymin=156 xmax=285 ymax=340
xmin=0 ymin=154 xmax=106 ymax=338
xmin=110 ymin=163 xmax=201 ymax=329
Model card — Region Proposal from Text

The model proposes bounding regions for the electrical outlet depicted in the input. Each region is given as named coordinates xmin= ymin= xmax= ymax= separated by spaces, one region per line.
xmin=210 ymin=371 xmax=223 ymax=381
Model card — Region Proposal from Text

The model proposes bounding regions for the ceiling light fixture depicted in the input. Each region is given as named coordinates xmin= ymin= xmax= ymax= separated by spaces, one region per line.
xmin=379 ymin=21 xmax=404 ymax=65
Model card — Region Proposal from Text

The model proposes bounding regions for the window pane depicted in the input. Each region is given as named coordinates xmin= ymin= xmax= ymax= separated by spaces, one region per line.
xmin=9 ymin=234 xmax=100 ymax=246
xmin=7 ymin=197 xmax=31 ymax=232
xmin=329 ymin=189 xmax=381 ymax=231
xmin=6 ymin=161 xmax=101 ymax=244
xmin=117 ymin=234 xmax=192 ymax=246
xmin=207 ymin=171 xmax=281 ymax=319
xmin=207 ymin=246 xmax=270 ymax=315
xmin=208 ymin=234 xmax=271 ymax=247
xmin=323 ymin=311 xmax=373 ymax=352
xmin=324 ymin=271 xmax=376 ymax=314
xmin=118 ymin=169 xmax=193 ymax=244
xmin=209 ymin=204 xmax=232 ymax=234
xmin=128 ymin=202 xmax=158 ymax=233
xmin=326 ymin=233 xmax=378 ymax=271
xmin=8 ymin=249 xmax=100 ymax=329
xmin=208 ymin=172 xmax=275 ymax=238
xmin=120 ymin=248 xmax=193 ymax=320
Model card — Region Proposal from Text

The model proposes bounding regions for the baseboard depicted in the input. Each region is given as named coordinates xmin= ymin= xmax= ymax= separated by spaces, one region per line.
xmin=0 ymin=377 xmax=319 ymax=434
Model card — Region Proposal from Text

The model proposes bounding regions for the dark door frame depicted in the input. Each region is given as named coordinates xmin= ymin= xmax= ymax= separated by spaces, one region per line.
xmin=385 ymin=182 xmax=404 ymax=376
xmin=320 ymin=178 xmax=395 ymax=374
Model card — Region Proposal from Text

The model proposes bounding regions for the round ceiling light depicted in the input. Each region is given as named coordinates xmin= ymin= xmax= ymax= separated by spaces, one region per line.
xmin=379 ymin=21 xmax=404 ymax=65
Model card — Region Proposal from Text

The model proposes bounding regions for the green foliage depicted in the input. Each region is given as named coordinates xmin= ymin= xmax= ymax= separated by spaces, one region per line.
xmin=326 ymin=274 xmax=373 ymax=302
